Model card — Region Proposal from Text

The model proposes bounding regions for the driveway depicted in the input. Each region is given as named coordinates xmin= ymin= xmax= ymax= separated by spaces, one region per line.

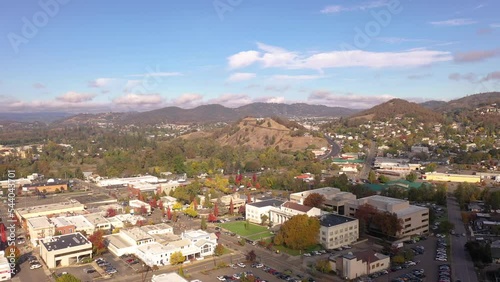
xmin=447 ymin=196 xmax=478 ymax=282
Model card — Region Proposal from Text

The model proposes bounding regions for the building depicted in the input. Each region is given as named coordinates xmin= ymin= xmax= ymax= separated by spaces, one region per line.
xmin=129 ymin=199 xmax=152 ymax=215
xmin=53 ymin=215 xmax=95 ymax=236
xmin=245 ymin=199 xmax=284 ymax=224
xmin=96 ymin=175 xmax=160 ymax=188
xmin=289 ymin=187 xmax=356 ymax=214
xmin=335 ymin=250 xmax=390 ymax=280
xmin=319 ymin=214 xmax=359 ymax=250
xmin=268 ymin=201 xmax=322 ymax=226
xmin=422 ymin=172 xmax=481 ymax=183
xmin=345 ymin=195 xmax=429 ymax=238
xmin=128 ymin=182 xmax=159 ymax=198
xmin=83 ymin=213 xmax=112 ymax=233
xmin=411 ymin=145 xmax=429 ymax=154
xmin=51 ymin=217 xmax=76 ymax=236
xmin=140 ymin=223 xmax=173 ymax=235
xmin=151 ymin=272 xmax=188 ymax=282
xmin=210 ymin=194 xmax=246 ymax=215
xmin=160 ymin=196 xmax=178 ymax=209
xmin=27 ymin=216 xmax=55 ymax=246
xmin=106 ymin=227 xmax=155 ymax=257
xmin=39 ymin=232 xmax=92 ymax=268
xmin=15 ymin=201 xmax=85 ymax=228
xmin=0 ymin=251 xmax=11 ymax=281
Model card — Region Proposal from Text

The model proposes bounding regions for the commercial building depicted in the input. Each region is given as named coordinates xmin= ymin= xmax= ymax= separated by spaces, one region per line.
xmin=289 ymin=187 xmax=356 ymax=214
xmin=27 ymin=216 xmax=55 ymax=246
xmin=345 ymin=195 xmax=429 ymax=238
xmin=96 ymin=175 xmax=160 ymax=188
xmin=106 ymin=227 xmax=155 ymax=257
xmin=83 ymin=213 xmax=112 ymax=233
xmin=129 ymin=199 xmax=152 ymax=215
xmin=210 ymin=194 xmax=246 ymax=215
xmin=23 ymin=180 xmax=69 ymax=194
xmin=422 ymin=172 xmax=481 ymax=183
xmin=268 ymin=201 xmax=322 ymax=226
xmin=245 ymin=199 xmax=284 ymax=224
xmin=0 ymin=251 xmax=11 ymax=281
xmin=335 ymin=250 xmax=390 ymax=280
xmin=319 ymin=214 xmax=359 ymax=250
xmin=15 ymin=201 xmax=85 ymax=228
xmin=39 ymin=232 xmax=93 ymax=268
xmin=53 ymin=215 xmax=95 ymax=235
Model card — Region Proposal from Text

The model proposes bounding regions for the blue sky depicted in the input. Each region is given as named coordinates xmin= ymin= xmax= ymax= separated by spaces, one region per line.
xmin=0 ymin=0 xmax=499 ymax=113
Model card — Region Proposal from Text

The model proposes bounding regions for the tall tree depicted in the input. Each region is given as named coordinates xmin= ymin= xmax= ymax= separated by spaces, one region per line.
xmin=214 ymin=203 xmax=219 ymax=217
xmin=167 ymin=206 xmax=172 ymax=220
xmin=273 ymin=214 xmax=320 ymax=250
xmin=88 ymin=230 xmax=106 ymax=255
xmin=229 ymin=199 xmax=234 ymax=215
xmin=200 ymin=217 xmax=207 ymax=230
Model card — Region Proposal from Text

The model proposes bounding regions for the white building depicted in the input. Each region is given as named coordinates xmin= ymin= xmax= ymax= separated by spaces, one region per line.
xmin=129 ymin=199 xmax=152 ymax=214
xmin=106 ymin=227 xmax=155 ymax=257
xmin=319 ymin=214 xmax=359 ymax=250
xmin=97 ymin=175 xmax=160 ymax=187
xmin=290 ymin=187 xmax=356 ymax=214
xmin=0 ymin=251 xmax=11 ymax=281
xmin=151 ymin=272 xmax=188 ymax=282
xmin=27 ymin=216 xmax=55 ymax=246
xmin=83 ymin=213 xmax=112 ymax=232
xmin=246 ymin=199 xmax=284 ymax=224
xmin=160 ymin=196 xmax=178 ymax=209
xmin=54 ymin=215 xmax=95 ymax=235
xmin=39 ymin=232 xmax=92 ymax=268
xmin=140 ymin=223 xmax=173 ymax=235
xmin=269 ymin=202 xmax=322 ymax=226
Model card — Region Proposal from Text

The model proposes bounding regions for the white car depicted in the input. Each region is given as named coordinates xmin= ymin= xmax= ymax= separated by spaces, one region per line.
xmin=255 ymin=263 xmax=264 ymax=268
xmin=217 ymin=276 xmax=226 ymax=281
xmin=30 ymin=264 xmax=41 ymax=270
xmin=303 ymin=253 xmax=311 ymax=257
xmin=406 ymin=261 xmax=416 ymax=266
xmin=343 ymin=245 xmax=352 ymax=249
xmin=229 ymin=264 xmax=237 ymax=269
xmin=237 ymin=262 xmax=246 ymax=268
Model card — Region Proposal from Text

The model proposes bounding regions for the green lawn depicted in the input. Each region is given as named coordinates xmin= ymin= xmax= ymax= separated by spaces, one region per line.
xmin=219 ymin=221 xmax=269 ymax=237
xmin=247 ymin=232 xmax=273 ymax=241
xmin=274 ymin=244 xmax=323 ymax=256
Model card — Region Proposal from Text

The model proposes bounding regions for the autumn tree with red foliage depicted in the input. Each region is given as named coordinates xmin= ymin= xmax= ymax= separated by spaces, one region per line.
xmin=158 ymin=200 xmax=164 ymax=211
xmin=246 ymin=193 xmax=252 ymax=203
xmin=252 ymin=173 xmax=257 ymax=185
xmin=238 ymin=205 xmax=245 ymax=216
xmin=208 ymin=213 xmax=217 ymax=222
xmin=106 ymin=208 xmax=117 ymax=218
xmin=149 ymin=199 xmax=157 ymax=208
xmin=138 ymin=205 xmax=148 ymax=215
xmin=166 ymin=206 xmax=172 ymax=220
xmin=89 ymin=230 xmax=107 ymax=255
xmin=303 ymin=193 xmax=326 ymax=208
xmin=214 ymin=203 xmax=219 ymax=217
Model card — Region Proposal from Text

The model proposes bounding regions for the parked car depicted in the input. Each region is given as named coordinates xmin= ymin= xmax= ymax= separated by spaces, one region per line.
xmin=237 ymin=262 xmax=246 ymax=268
xmin=30 ymin=264 xmax=42 ymax=270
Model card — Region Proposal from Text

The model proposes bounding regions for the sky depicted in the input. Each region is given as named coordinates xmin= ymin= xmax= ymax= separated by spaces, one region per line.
xmin=0 ymin=0 xmax=499 ymax=113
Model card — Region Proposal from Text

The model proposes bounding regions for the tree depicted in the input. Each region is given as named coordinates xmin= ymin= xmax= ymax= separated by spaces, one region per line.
xmin=200 ymin=217 xmax=207 ymax=230
xmin=137 ymin=205 xmax=148 ymax=215
xmin=425 ymin=162 xmax=437 ymax=172
xmin=315 ymin=259 xmax=332 ymax=273
xmin=246 ymin=250 xmax=256 ymax=262
xmin=74 ymin=167 xmax=84 ymax=180
xmin=208 ymin=213 xmax=217 ymax=222
xmin=166 ymin=206 xmax=172 ymax=220
xmin=392 ymin=255 xmax=405 ymax=264
xmin=170 ymin=251 xmax=186 ymax=265
xmin=405 ymin=172 xmax=417 ymax=182
xmin=368 ymin=170 xmax=377 ymax=184
xmin=273 ymin=214 xmax=320 ymax=250
xmin=303 ymin=193 xmax=326 ymax=208
xmin=88 ymin=230 xmax=106 ymax=255
xmin=4 ymin=246 xmax=20 ymax=264
xmin=214 ymin=203 xmax=219 ymax=217
xmin=56 ymin=273 xmax=81 ymax=282
xmin=439 ymin=220 xmax=455 ymax=234
xmin=183 ymin=207 xmax=198 ymax=218
xmin=214 ymin=244 xmax=225 ymax=256
xmin=106 ymin=208 xmax=117 ymax=217
xmin=238 ymin=205 xmax=246 ymax=216
xmin=260 ymin=214 xmax=269 ymax=226
xmin=158 ymin=200 xmax=164 ymax=211
xmin=172 ymin=202 xmax=183 ymax=210
xmin=229 ymin=199 xmax=234 ymax=215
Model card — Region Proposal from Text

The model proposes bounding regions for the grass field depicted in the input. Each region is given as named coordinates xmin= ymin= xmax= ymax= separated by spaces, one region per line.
xmin=219 ymin=221 xmax=269 ymax=237
xmin=247 ymin=232 xmax=273 ymax=241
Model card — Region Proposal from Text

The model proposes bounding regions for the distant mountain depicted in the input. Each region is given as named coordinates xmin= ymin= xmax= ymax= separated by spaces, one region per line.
xmin=436 ymin=92 xmax=500 ymax=112
xmin=103 ymin=103 xmax=357 ymax=125
xmin=419 ymin=100 xmax=447 ymax=110
xmin=350 ymin=98 xmax=443 ymax=123
xmin=0 ymin=112 xmax=73 ymax=123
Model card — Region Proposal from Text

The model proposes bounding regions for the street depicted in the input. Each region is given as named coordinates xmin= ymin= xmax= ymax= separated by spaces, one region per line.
xmin=447 ymin=195 xmax=478 ymax=282
xmin=359 ymin=141 xmax=376 ymax=180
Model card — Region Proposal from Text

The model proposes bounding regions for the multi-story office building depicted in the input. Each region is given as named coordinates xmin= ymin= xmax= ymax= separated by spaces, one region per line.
xmin=319 ymin=214 xmax=359 ymax=250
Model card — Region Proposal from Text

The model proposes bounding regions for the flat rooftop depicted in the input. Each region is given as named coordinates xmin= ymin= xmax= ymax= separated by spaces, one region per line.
xmin=27 ymin=216 xmax=52 ymax=229
xmin=16 ymin=201 xmax=84 ymax=217
xmin=247 ymin=199 xmax=283 ymax=208
xmin=70 ymin=194 xmax=117 ymax=205
xmin=83 ymin=213 xmax=110 ymax=226
xmin=395 ymin=205 xmax=428 ymax=218
xmin=122 ymin=227 xmax=154 ymax=242
xmin=320 ymin=214 xmax=357 ymax=227
xmin=41 ymin=232 xmax=91 ymax=251
xmin=363 ymin=195 xmax=406 ymax=204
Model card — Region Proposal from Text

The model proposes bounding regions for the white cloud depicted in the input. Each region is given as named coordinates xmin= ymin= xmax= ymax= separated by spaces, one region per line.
xmin=228 ymin=50 xmax=261 ymax=70
xmin=320 ymin=0 xmax=390 ymax=14
xmin=375 ymin=37 xmax=428 ymax=44
xmin=127 ymin=72 xmax=182 ymax=77
xmin=254 ymin=96 xmax=286 ymax=104
xmin=56 ymin=91 xmax=96 ymax=103
xmin=272 ymin=74 xmax=323 ymax=81
xmin=227 ymin=72 xmax=256 ymax=82
xmin=429 ymin=18 xmax=477 ymax=26
xmin=308 ymin=90 xmax=395 ymax=108
xmin=171 ymin=93 xmax=204 ymax=107
xmin=88 ymin=78 xmax=117 ymax=88
xmin=124 ymin=80 xmax=143 ymax=92
xmin=207 ymin=94 xmax=253 ymax=108
xmin=491 ymin=23 xmax=500 ymax=28
xmin=113 ymin=93 xmax=163 ymax=105
xmin=227 ymin=43 xmax=452 ymax=70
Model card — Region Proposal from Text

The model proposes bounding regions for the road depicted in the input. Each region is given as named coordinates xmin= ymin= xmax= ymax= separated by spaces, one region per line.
xmin=358 ymin=141 xmax=377 ymax=180
xmin=447 ymin=196 xmax=478 ymax=282
xmin=321 ymin=135 xmax=341 ymax=160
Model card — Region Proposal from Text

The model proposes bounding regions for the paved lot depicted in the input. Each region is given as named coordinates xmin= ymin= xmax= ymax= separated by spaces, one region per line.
xmin=373 ymin=236 xmax=440 ymax=282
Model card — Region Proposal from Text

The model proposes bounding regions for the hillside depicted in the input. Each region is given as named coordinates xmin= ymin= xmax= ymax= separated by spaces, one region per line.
xmin=436 ymin=92 xmax=500 ymax=112
xmin=350 ymin=98 xmax=444 ymax=123
xmin=183 ymin=117 xmax=328 ymax=150
xmin=419 ymin=100 xmax=447 ymax=110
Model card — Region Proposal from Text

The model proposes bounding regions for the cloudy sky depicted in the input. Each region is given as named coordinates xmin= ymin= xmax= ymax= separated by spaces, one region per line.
xmin=0 ymin=0 xmax=499 ymax=113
